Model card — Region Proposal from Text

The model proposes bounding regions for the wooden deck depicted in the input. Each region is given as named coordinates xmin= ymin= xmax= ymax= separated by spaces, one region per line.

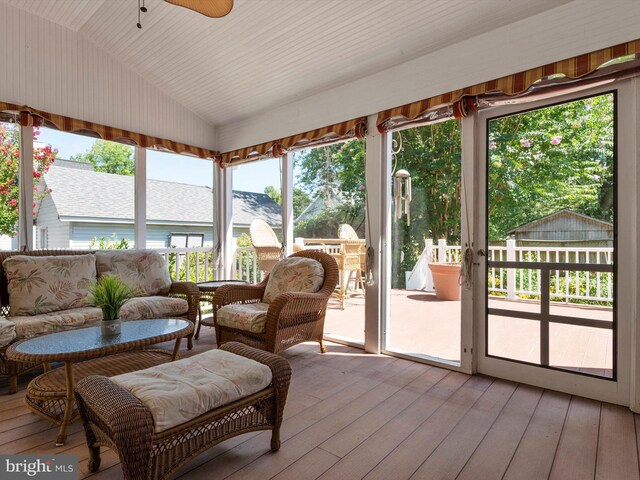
xmin=0 ymin=324 xmax=637 ymax=480
xmin=324 ymin=290 xmax=613 ymax=375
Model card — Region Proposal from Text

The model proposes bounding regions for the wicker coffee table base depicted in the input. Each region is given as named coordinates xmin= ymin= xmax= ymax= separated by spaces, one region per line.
xmin=26 ymin=350 xmax=175 ymax=446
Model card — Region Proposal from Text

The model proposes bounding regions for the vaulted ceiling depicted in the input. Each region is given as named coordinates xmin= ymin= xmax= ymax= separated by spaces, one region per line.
xmin=1 ymin=0 xmax=571 ymax=128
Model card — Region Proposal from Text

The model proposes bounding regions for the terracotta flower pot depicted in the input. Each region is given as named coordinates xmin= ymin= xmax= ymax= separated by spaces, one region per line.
xmin=428 ymin=263 xmax=461 ymax=301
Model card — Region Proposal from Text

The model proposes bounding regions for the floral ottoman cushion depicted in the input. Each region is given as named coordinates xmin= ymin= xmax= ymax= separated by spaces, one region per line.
xmin=262 ymin=257 xmax=324 ymax=304
xmin=3 ymin=254 xmax=97 ymax=316
xmin=95 ymin=250 xmax=171 ymax=297
xmin=217 ymin=303 xmax=270 ymax=334
xmin=112 ymin=349 xmax=273 ymax=433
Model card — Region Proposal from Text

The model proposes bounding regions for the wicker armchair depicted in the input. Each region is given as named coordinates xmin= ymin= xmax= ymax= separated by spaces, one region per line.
xmin=213 ymin=251 xmax=339 ymax=354
xmin=250 ymin=219 xmax=282 ymax=274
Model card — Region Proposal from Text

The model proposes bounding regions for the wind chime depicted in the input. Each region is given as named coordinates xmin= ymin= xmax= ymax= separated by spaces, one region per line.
xmin=394 ymin=169 xmax=412 ymax=225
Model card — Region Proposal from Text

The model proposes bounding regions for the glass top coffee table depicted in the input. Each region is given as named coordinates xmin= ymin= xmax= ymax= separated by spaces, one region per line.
xmin=6 ymin=319 xmax=193 ymax=446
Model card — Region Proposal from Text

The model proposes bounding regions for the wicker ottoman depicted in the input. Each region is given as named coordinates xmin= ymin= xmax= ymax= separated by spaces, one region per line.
xmin=74 ymin=342 xmax=291 ymax=480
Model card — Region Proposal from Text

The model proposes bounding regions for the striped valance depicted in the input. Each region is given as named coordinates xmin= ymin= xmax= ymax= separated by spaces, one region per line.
xmin=377 ymin=38 xmax=640 ymax=132
xmin=218 ymin=117 xmax=367 ymax=167
xmin=0 ymin=102 xmax=218 ymax=160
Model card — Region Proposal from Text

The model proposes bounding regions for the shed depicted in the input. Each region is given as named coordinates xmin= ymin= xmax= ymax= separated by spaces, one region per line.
xmin=507 ymin=209 xmax=613 ymax=247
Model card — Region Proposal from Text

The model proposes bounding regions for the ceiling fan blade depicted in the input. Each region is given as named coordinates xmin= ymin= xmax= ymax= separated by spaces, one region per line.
xmin=164 ymin=0 xmax=233 ymax=18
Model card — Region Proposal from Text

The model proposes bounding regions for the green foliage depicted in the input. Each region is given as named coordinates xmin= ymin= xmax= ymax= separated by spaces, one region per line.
xmin=295 ymin=140 xmax=366 ymax=205
xmin=264 ymin=185 xmax=281 ymax=204
xmin=264 ymin=185 xmax=312 ymax=218
xmin=488 ymin=93 xmax=614 ymax=240
xmin=236 ymin=233 xmax=253 ymax=247
xmin=294 ymin=205 xmax=364 ymax=238
xmin=89 ymin=236 xmax=130 ymax=250
xmin=87 ymin=275 xmax=134 ymax=320
xmin=71 ymin=140 xmax=135 ymax=176
xmin=0 ymin=125 xmax=57 ymax=236
xmin=390 ymin=120 xmax=462 ymax=288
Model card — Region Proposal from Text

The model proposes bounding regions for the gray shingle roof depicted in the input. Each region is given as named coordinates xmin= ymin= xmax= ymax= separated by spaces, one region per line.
xmin=43 ymin=165 xmax=281 ymax=227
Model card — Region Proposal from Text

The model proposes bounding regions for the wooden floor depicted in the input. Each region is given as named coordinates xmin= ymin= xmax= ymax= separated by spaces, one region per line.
xmin=325 ymin=291 xmax=613 ymax=375
xmin=1 ymin=326 xmax=639 ymax=480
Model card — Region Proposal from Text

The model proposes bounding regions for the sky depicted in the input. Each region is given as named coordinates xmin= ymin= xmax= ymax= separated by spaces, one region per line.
xmin=36 ymin=127 xmax=283 ymax=193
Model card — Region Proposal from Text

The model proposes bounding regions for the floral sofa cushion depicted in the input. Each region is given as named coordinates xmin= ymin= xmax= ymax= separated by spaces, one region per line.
xmin=119 ymin=296 xmax=188 ymax=320
xmin=3 ymin=254 xmax=97 ymax=316
xmin=95 ymin=250 xmax=171 ymax=297
xmin=9 ymin=306 xmax=103 ymax=341
xmin=262 ymin=257 xmax=324 ymax=304
xmin=112 ymin=349 xmax=273 ymax=433
xmin=217 ymin=303 xmax=270 ymax=334
xmin=0 ymin=316 xmax=16 ymax=348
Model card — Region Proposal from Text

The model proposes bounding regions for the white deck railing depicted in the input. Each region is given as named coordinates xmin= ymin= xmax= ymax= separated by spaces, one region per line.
xmin=159 ymin=241 xmax=613 ymax=304
xmin=156 ymin=247 xmax=218 ymax=283
xmin=230 ymin=239 xmax=614 ymax=304
xmin=485 ymin=239 xmax=613 ymax=303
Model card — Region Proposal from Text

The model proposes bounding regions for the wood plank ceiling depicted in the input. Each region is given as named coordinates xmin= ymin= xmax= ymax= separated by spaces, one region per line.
xmin=0 ymin=0 xmax=570 ymax=127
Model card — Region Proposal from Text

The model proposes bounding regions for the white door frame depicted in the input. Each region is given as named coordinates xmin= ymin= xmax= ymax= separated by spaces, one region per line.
xmin=474 ymin=80 xmax=636 ymax=405
xmin=378 ymin=119 xmax=473 ymax=374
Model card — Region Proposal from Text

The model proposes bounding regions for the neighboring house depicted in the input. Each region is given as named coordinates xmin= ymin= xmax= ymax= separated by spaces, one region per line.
xmin=34 ymin=161 xmax=281 ymax=249
xmin=507 ymin=209 xmax=613 ymax=247
xmin=295 ymin=194 xmax=343 ymax=223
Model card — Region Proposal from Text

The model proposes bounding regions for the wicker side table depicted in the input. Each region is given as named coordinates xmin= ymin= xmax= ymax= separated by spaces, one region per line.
xmin=6 ymin=319 xmax=193 ymax=446
xmin=195 ymin=280 xmax=247 ymax=340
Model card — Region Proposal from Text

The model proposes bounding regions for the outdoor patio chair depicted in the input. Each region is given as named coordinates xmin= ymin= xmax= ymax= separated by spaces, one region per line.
xmin=250 ymin=219 xmax=282 ymax=274
xmin=336 ymin=224 xmax=366 ymax=308
xmin=212 ymin=250 xmax=339 ymax=354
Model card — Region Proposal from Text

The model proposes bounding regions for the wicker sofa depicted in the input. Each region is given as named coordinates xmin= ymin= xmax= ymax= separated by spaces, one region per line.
xmin=0 ymin=249 xmax=199 ymax=394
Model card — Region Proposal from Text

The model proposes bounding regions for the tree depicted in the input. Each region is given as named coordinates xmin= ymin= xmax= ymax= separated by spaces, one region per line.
xmin=488 ymin=94 xmax=614 ymax=240
xmin=0 ymin=125 xmax=57 ymax=236
xmin=71 ymin=140 xmax=134 ymax=175
xmin=264 ymin=185 xmax=312 ymax=218
xmin=294 ymin=140 xmax=366 ymax=231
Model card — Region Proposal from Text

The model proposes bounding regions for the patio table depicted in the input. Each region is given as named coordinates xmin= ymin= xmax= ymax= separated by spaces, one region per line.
xmin=303 ymin=238 xmax=366 ymax=308
xmin=6 ymin=318 xmax=193 ymax=446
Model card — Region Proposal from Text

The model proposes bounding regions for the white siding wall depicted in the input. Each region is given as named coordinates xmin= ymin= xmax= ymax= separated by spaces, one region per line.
xmin=70 ymin=223 xmax=135 ymax=250
xmin=34 ymin=193 xmax=69 ymax=249
xmin=146 ymin=225 xmax=214 ymax=249
xmin=217 ymin=0 xmax=640 ymax=152
xmin=0 ymin=2 xmax=215 ymax=150
xmin=68 ymin=222 xmax=216 ymax=249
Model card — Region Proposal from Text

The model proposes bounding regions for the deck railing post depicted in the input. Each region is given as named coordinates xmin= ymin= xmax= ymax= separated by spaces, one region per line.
xmin=506 ymin=239 xmax=516 ymax=299
xmin=438 ymin=239 xmax=447 ymax=263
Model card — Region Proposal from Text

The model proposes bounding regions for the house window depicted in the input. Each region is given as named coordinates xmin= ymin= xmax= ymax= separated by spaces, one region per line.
xmin=169 ymin=233 xmax=204 ymax=248
xmin=39 ymin=227 xmax=48 ymax=249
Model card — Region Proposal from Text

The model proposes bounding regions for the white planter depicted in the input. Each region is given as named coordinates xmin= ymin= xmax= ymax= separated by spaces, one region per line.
xmin=101 ymin=319 xmax=122 ymax=336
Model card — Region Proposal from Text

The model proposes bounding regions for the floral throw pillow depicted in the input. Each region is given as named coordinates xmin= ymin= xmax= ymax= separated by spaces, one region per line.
xmin=95 ymin=250 xmax=171 ymax=297
xmin=3 ymin=254 xmax=97 ymax=316
xmin=263 ymin=257 xmax=324 ymax=304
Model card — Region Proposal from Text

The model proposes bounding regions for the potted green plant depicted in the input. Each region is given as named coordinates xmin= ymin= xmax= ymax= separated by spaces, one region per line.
xmin=87 ymin=275 xmax=134 ymax=336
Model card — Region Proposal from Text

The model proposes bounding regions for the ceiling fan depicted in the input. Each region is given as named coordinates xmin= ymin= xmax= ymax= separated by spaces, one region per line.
xmin=137 ymin=0 xmax=234 ymax=28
